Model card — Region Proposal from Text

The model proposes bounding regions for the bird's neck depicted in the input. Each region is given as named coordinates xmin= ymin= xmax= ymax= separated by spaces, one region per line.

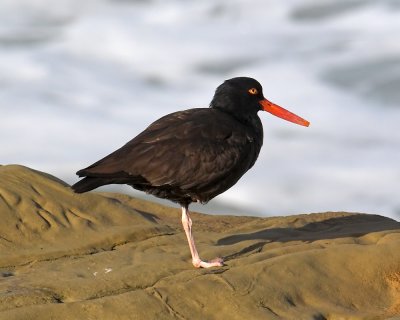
xmin=211 ymin=104 xmax=261 ymax=129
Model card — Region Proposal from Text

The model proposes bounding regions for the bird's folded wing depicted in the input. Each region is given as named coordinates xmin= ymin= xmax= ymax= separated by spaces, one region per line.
xmin=77 ymin=109 xmax=258 ymax=191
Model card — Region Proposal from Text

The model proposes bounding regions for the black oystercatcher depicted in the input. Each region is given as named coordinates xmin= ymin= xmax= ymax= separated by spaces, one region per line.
xmin=72 ymin=77 xmax=309 ymax=268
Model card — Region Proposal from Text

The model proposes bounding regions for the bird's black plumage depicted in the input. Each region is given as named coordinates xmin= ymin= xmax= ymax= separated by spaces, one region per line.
xmin=72 ymin=77 xmax=310 ymax=268
xmin=72 ymin=77 xmax=265 ymax=206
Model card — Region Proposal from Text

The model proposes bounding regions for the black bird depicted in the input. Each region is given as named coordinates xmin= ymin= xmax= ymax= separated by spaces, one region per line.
xmin=72 ymin=77 xmax=309 ymax=268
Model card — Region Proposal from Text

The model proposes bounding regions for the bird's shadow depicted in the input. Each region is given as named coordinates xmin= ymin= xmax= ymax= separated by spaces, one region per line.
xmin=217 ymin=214 xmax=400 ymax=261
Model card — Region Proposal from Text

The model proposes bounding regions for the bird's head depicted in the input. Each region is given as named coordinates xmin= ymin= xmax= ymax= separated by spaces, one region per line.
xmin=210 ymin=77 xmax=310 ymax=127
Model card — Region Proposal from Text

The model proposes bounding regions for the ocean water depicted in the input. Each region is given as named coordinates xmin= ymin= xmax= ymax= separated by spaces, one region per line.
xmin=1 ymin=0 xmax=399 ymax=219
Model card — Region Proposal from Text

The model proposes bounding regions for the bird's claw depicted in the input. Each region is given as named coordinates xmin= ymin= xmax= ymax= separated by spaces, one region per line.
xmin=193 ymin=257 xmax=224 ymax=268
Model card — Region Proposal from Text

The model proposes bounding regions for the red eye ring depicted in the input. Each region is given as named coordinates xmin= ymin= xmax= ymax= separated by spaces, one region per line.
xmin=248 ymin=88 xmax=258 ymax=95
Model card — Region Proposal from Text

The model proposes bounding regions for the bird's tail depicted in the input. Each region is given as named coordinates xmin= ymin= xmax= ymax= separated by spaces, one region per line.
xmin=71 ymin=177 xmax=107 ymax=193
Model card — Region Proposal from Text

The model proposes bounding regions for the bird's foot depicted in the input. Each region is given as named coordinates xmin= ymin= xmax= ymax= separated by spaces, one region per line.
xmin=192 ymin=257 xmax=224 ymax=268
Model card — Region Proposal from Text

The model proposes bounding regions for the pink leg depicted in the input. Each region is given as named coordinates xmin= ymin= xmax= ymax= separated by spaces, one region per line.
xmin=181 ymin=204 xmax=224 ymax=268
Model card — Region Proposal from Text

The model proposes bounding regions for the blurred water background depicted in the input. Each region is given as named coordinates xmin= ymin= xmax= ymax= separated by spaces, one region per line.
xmin=1 ymin=0 xmax=399 ymax=219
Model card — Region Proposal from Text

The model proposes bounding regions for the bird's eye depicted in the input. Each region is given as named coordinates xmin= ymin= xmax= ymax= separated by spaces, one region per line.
xmin=248 ymin=88 xmax=258 ymax=95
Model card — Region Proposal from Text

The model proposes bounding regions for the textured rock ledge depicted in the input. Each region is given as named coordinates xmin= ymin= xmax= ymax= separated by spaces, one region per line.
xmin=0 ymin=165 xmax=399 ymax=319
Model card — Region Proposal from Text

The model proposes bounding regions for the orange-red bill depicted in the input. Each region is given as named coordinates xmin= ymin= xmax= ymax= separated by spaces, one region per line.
xmin=260 ymin=99 xmax=310 ymax=127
